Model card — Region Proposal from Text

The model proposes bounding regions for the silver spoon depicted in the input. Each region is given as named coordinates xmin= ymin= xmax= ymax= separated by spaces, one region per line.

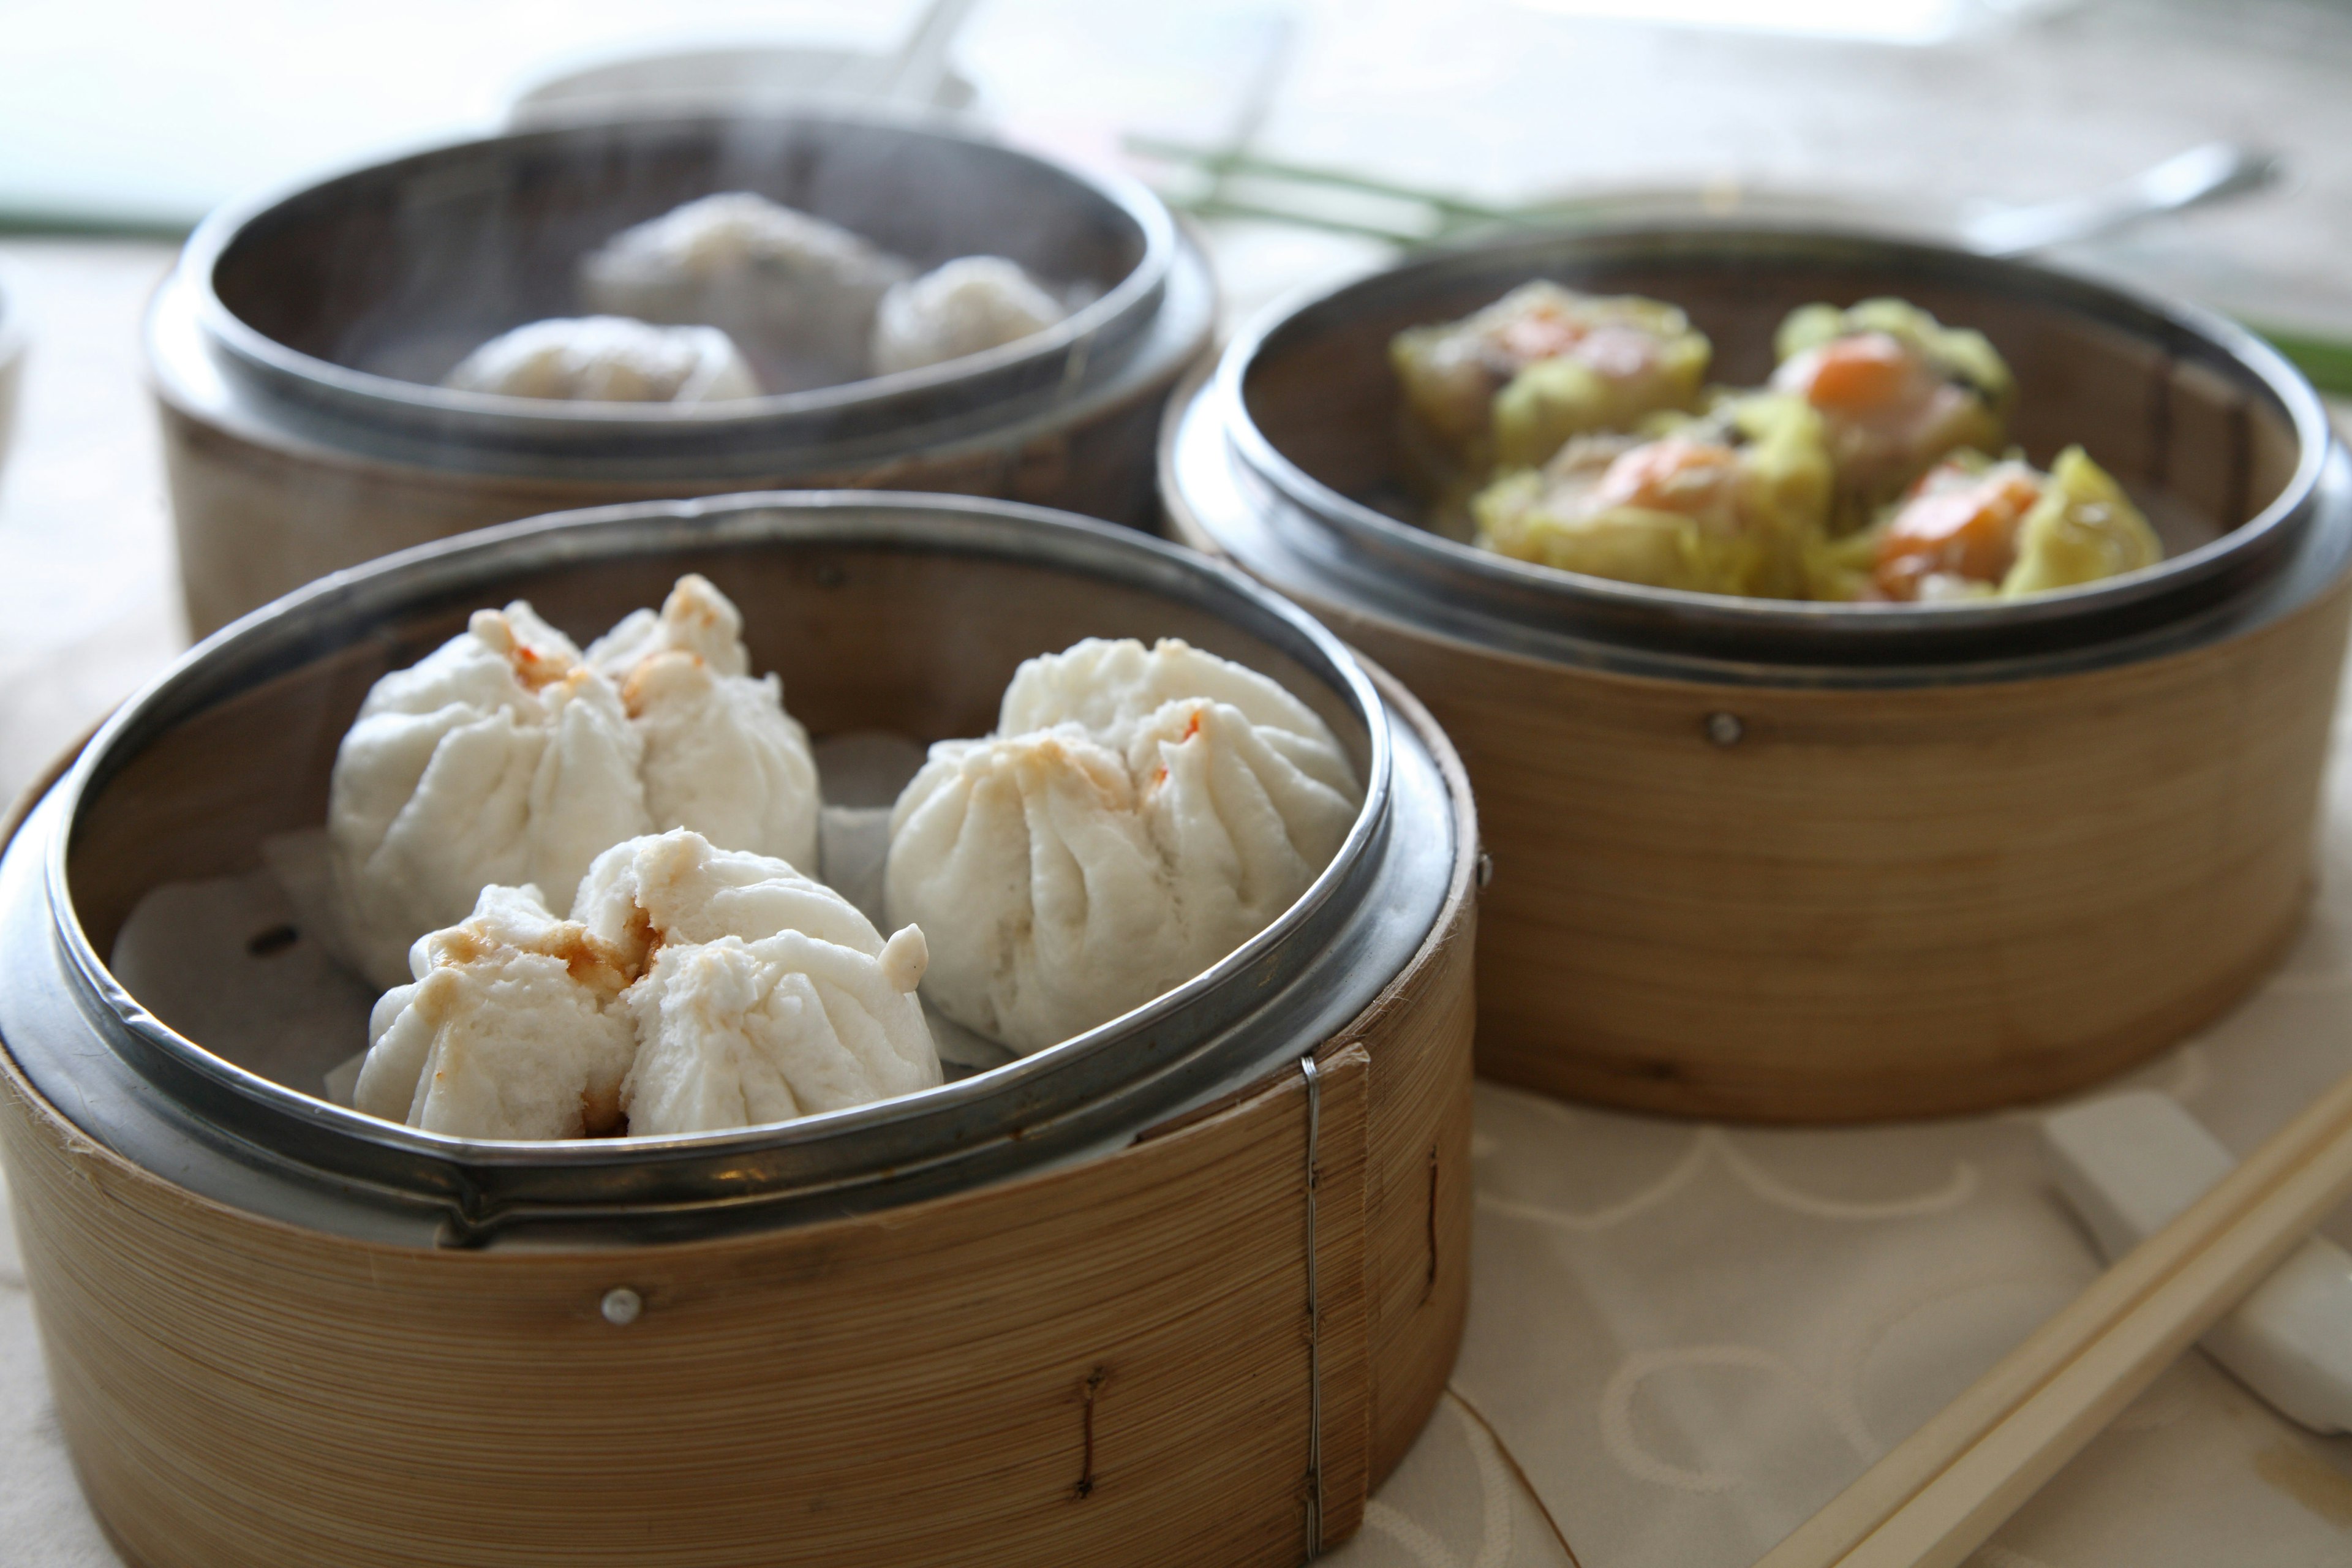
xmin=827 ymin=0 xmax=987 ymax=110
xmin=1960 ymin=141 xmax=2282 ymax=257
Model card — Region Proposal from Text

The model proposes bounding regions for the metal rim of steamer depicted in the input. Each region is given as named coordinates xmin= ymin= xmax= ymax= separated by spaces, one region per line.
xmin=0 ymin=494 xmax=1456 ymax=1248
xmin=172 ymin=109 xmax=1187 ymax=470
xmin=1198 ymin=224 xmax=2348 ymax=687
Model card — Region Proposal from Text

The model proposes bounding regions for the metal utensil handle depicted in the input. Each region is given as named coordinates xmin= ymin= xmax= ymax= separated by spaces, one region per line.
xmin=1963 ymin=141 xmax=2282 ymax=257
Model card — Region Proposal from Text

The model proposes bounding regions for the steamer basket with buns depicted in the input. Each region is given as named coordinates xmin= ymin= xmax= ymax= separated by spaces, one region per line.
xmin=1163 ymin=227 xmax=2352 ymax=1123
xmin=148 ymin=113 xmax=1215 ymax=636
xmin=0 ymin=494 xmax=1476 ymax=1568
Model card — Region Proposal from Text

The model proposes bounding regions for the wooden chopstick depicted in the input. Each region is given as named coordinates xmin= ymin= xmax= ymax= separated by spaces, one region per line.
xmin=1758 ymin=1061 xmax=2352 ymax=1568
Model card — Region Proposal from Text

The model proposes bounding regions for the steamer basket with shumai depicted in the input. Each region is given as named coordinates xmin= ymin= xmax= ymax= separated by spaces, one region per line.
xmin=1163 ymin=225 xmax=2351 ymax=1121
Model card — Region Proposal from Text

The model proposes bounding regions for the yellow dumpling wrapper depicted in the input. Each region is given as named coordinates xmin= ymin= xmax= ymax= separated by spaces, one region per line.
xmin=1774 ymin=298 xmax=2015 ymax=408
xmin=1796 ymin=524 xmax=1885 ymax=603
xmin=1471 ymin=394 xmax=1833 ymax=598
xmin=2001 ymin=446 xmax=2162 ymax=597
xmin=1390 ymin=284 xmax=1713 ymax=502
xmin=1772 ymin=298 xmax=2016 ymax=531
xmin=1818 ymin=445 xmax=2161 ymax=603
xmin=1488 ymin=309 xmax=1711 ymax=468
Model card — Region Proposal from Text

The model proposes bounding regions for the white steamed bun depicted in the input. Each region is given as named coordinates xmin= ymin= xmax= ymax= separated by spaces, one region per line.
xmin=580 ymin=192 xmax=911 ymax=385
xmin=356 ymin=829 xmax=939 ymax=1141
xmin=442 ymin=316 xmax=760 ymax=403
xmin=353 ymin=882 xmax=639 ymax=1139
xmin=330 ymin=575 xmax=818 ymax=988
xmin=583 ymin=575 xmax=820 ymax=866
xmin=870 ymin=256 xmax=1068 ymax=375
xmin=884 ymin=638 xmax=1362 ymax=1054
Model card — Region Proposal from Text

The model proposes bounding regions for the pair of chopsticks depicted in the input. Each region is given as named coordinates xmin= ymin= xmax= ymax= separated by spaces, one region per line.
xmin=1756 ymin=1062 xmax=2352 ymax=1568
xmin=1123 ymin=133 xmax=1609 ymax=246
xmin=1123 ymin=135 xmax=2352 ymax=401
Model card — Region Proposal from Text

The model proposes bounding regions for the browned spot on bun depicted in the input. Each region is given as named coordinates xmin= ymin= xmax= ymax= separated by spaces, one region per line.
xmin=1021 ymin=733 xmax=1134 ymax=809
xmin=580 ymin=1081 xmax=625 ymax=1137
xmin=424 ymin=914 xmax=644 ymax=998
xmin=546 ymin=927 xmax=636 ymax=999
xmin=508 ymin=643 xmax=570 ymax=691
xmin=662 ymin=577 xmax=733 ymax=641
xmin=425 ymin=927 xmax=497 ymax=969
xmin=619 ymin=649 xmax=706 ymax=718
xmin=603 ymin=902 xmax=661 ymax=973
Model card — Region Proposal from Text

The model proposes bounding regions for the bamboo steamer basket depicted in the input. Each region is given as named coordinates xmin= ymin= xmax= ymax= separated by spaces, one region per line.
xmin=1163 ymin=227 xmax=2352 ymax=1123
xmin=0 ymin=493 xmax=1477 ymax=1567
xmin=148 ymin=113 xmax=1216 ymax=637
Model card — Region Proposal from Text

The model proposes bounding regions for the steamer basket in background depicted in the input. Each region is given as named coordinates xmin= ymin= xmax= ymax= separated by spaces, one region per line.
xmin=0 ymin=494 xmax=1476 ymax=1568
xmin=148 ymin=113 xmax=1216 ymax=636
xmin=1164 ymin=227 xmax=2352 ymax=1123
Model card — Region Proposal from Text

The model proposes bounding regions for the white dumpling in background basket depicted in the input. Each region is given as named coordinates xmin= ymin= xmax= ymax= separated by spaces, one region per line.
xmin=328 ymin=576 xmax=819 ymax=989
xmin=353 ymin=830 xmax=938 ymax=1140
xmin=884 ymin=638 xmax=1363 ymax=1054
xmin=442 ymin=316 xmax=761 ymax=404
xmin=869 ymin=256 xmax=1069 ymax=375
xmin=579 ymin=192 xmax=911 ymax=385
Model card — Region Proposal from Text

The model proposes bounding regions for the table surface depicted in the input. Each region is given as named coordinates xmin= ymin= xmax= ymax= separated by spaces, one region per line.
xmin=10 ymin=3 xmax=2352 ymax=1562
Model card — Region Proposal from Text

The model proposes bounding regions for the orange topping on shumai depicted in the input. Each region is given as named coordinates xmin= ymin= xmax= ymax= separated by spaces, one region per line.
xmin=1785 ymin=331 xmax=1921 ymax=415
xmin=1495 ymin=304 xmax=1588 ymax=364
xmin=1873 ymin=464 xmax=2045 ymax=600
xmin=1595 ymin=436 xmax=1740 ymax=515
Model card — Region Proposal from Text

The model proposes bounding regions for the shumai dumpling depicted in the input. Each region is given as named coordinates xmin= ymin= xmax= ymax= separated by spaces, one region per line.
xmin=1770 ymin=298 xmax=2014 ymax=527
xmin=870 ymin=256 xmax=1068 ymax=375
xmin=1834 ymin=445 xmax=2161 ymax=603
xmin=353 ymin=882 xmax=639 ymax=1139
xmin=2005 ymin=448 xmax=2164 ymax=596
xmin=1472 ymin=393 xmax=1834 ymax=599
xmin=576 ymin=830 xmax=939 ymax=1136
xmin=442 ymin=316 xmax=761 ymax=404
xmin=580 ymin=192 xmax=912 ymax=387
xmin=355 ymin=831 xmax=939 ymax=1141
xmin=1391 ymin=282 xmax=1711 ymax=500
xmin=885 ymin=638 xmax=1362 ymax=1054
xmin=329 ymin=575 xmax=818 ymax=988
